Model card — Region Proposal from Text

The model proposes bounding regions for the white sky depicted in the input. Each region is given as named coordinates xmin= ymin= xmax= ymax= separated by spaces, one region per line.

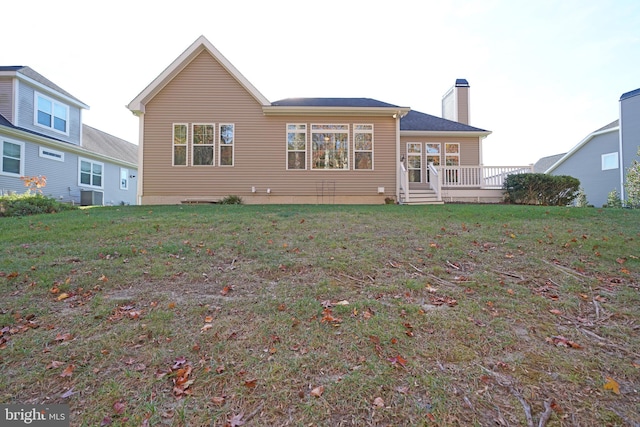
xmin=3 ymin=0 xmax=639 ymax=166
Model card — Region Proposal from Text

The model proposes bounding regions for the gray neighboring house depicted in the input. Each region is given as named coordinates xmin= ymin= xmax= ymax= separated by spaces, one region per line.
xmin=0 ymin=66 xmax=138 ymax=206
xmin=543 ymin=87 xmax=640 ymax=207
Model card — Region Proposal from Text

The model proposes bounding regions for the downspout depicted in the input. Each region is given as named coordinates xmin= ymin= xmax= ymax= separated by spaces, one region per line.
xmin=136 ymin=113 xmax=145 ymax=205
xmin=618 ymin=99 xmax=625 ymax=202
xmin=395 ymin=112 xmax=401 ymax=202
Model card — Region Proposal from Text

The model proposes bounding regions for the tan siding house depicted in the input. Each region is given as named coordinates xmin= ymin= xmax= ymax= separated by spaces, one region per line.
xmin=128 ymin=36 xmax=529 ymax=205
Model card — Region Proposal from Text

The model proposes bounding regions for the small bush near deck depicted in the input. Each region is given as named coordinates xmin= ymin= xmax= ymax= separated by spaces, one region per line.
xmin=219 ymin=194 xmax=243 ymax=204
xmin=0 ymin=193 xmax=77 ymax=217
xmin=503 ymin=173 xmax=580 ymax=206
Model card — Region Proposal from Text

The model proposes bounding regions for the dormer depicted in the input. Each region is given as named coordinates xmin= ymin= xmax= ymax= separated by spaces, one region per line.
xmin=0 ymin=66 xmax=89 ymax=146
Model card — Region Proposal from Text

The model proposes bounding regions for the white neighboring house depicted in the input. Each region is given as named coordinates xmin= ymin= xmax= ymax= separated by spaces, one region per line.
xmin=0 ymin=66 xmax=138 ymax=206
xmin=542 ymin=87 xmax=640 ymax=207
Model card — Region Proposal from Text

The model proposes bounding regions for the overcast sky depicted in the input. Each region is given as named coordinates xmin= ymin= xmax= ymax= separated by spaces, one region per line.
xmin=3 ymin=0 xmax=639 ymax=166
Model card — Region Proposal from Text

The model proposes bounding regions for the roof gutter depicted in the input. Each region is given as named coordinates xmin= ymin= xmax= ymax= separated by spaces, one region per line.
xmin=0 ymin=125 xmax=136 ymax=169
xmin=262 ymin=106 xmax=411 ymax=117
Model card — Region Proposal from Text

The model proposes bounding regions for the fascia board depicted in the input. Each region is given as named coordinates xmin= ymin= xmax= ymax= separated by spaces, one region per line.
xmin=545 ymin=126 xmax=619 ymax=174
xmin=15 ymin=72 xmax=90 ymax=110
xmin=263 ymin=106 xmax=411 ymax=117
xmin=400 ymin=130 xmax=491 ymax=138
xmin=127 ymin=36 xmax=270 ymax=114
xmin=0 ymin=126 xmax=137 ymax=169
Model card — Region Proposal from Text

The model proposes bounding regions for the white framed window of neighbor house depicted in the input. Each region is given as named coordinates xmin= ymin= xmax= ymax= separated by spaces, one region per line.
xmin=601 ymin=152 xmax=618 ymax=170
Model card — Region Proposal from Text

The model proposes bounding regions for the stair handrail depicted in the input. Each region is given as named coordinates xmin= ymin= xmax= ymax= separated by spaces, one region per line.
xmin=399 ymin=160 xmax=409 ymax=204
xmin=428 ymin=163 xmax=441 ymax=201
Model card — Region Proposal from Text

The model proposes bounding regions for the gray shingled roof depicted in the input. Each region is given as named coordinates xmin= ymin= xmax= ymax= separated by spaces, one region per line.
xmin=271 ymin=98 xmax=489 ymax=132
xmin=534 ymin=153 xmax=565 ymax=173
xmin=0 ymin=113 xmax=137 ymax=165
xmin=0 ymin=66 xmax=87 ymax=106
xmin=400 ymin=110 xmax=488 ymax=132
xmin=271 ymin=98 xmax=402 ymax=108
xmin=82 ymin=125 xmax=138 ymax=164
xmin=620 ymin=88 xmax=640 ymax=101
xmin=593 ymin=120 xmax=619 ymax=133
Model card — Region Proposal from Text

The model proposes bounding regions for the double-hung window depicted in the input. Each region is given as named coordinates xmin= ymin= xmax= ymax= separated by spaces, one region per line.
xmin=354 ymin=125 xmax=373 ymax=170
xmin=311 ymin=124 xmax=349 ymax=170
xmin=79 ymin=158 xmax=103 ymax=188
xmin=287 ymin=124 xmax=307 ymax=169
xmin=219 ymin=124 xmax=234 ymax=166
xmin=173 ymin=124 xmax=188 ymax=166
xmin=192 ymin=124 xmax=214 ymax=166
xmin=35 ymin=93 xmax=68 ymax=134
xmin=2 ymin=140 xmax=24 ymax=176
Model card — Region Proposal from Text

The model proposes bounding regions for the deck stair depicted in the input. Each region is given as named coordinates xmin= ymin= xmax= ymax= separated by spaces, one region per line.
xmin=400 ymin=188 xmax=443 ymax=205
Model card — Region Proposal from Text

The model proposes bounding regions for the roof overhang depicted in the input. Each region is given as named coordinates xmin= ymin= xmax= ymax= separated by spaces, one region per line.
xmin=0 ymin=125 xmax=136 ymax=169
xmin=127 ymin=36 xmax=270 ymax=115
xmin=0 ymin=70 xmax=90 ymax=110
xmin=262 ymin=106 xmax=411 ymax=117
xmin=400 ymin=130 xmax=491 ymax=138
xmin=545 ymin=125 xmax=619 ymax=173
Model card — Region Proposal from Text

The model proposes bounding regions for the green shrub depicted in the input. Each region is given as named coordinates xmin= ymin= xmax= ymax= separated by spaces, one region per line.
xmin=625 ymin=147 xmax=640 ymax=208
xmin=0 ymin=193 xmax=77 ymax=217
xmin=503 ymin=173 xmax=580 ymax=206
xmin=219 ymin=195 xmax=243 ymax=205
xmin=605 ymin=189 xmax=623 ymax=208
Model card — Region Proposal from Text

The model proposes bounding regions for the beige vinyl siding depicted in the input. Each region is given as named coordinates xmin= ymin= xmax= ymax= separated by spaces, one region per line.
xmin=400 ymin=136 xmax=480 ymax=165
xmin=0 ymin=78 xmax=14 ymax=122
xmin=141 ymin=51 xmax=396 ymax=202
xmin=456 ymin=86 xmax=470 ymax=125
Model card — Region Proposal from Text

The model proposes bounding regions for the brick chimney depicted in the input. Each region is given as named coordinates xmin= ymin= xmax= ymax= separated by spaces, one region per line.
xmin=441 ymin=79 xmax=470 ymax=125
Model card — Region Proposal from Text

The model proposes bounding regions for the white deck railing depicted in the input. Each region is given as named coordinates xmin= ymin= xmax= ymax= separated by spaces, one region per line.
xmin=399 ymin=161 xmax=410 ymax=203
xmin=427 ymin=163 xmax=441 ymax=201
xmin=439 ymin=166 xmax=533 ymax=188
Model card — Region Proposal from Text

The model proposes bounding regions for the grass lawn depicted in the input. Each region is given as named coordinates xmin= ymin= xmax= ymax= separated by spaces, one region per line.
xmin=0 ymin=204 xmax=638 ymax=426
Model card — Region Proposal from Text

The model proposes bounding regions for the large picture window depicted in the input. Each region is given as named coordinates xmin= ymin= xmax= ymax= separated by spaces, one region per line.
xmin=354 ymin=124 xmax=373 ymax=170
xmin=287 ymin=124 xmax=307 ymax=170
xmin=35 ymin=93 xmax=68 ymax=134
xmin=2 ymin=140 xmax=24 ymax=176
xmin=173 ymin=124 xmax=188 ymax=166
xmin=79 ymin=158 xmax=103 ymax=188
xmin=192 ymin=124 xmax=214 ymax=166
xmin=219 ymin=124 xmax=234 ymax=166
xmin=311 ymin=124 xmax=349 ymax=170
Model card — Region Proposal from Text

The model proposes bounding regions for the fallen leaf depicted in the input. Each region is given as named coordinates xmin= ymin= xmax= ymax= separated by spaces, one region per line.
xmin=200 ymin=324 xmax=213 ymax=332
xmin=220 ymin=286 xmax=232 ymax=296
xmin=603 ymin=376 xmax=620 ymax=395
xmin=60 ymin=364 xmax=75 ymax=377
xmin=100 ymin=416 xmax=112 ymax=426
xmin=60 ymin=387 xmax=75 ymax=398
xmin=113 ymin=401 xmax=126 ymax=415
xmin=212 ymin=396 xmax=225 ymax=406
xmin=229 ymin=412 xmax=245 ymax=427
xmin=244 ymin=378 xmax=258 ymax=388
xmin=57 ymin=293 xmax=70 ymax=301
xmin=373 ymin=397 xmax=384 ymax=407
xmin=310 ymin=385 xmax=324 ymax=397
xmin=204 ymin=315 xmax=214 ymax=323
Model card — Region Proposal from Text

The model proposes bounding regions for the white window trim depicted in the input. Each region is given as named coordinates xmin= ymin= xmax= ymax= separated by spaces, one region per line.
xmin=219 ymin=123 xmax=235 ymax=167
xmin=444 ymin=143 xmax=460 ymax=166
xmin=353 ymin=124 xmax=374 ymax=171
xmin=1 ymin=139 xmax=25 ymax=177
xmin=120 ymin=168 xmax=129 ymax=190
xmin=191 ymin=123 xmax=215 ymax=166
xmin=311 ymin=124 xmax=350 ymax=170
xmin=286 ymin=123 xmax=307 ymax=170
xmin=34 ymin=92 xmax=70 ymax=136
xmin=406 ymin=142 xmax=422 ymax=183
xmin=172 ymin=123 xmax=188 ymax=167
xmin=39 ymin=146 xmax=65 ymax=162
xmin=78 ymin=158 xmax=104 ymax=189
xmin=601 ymin=152 xmax=619 ymax=170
